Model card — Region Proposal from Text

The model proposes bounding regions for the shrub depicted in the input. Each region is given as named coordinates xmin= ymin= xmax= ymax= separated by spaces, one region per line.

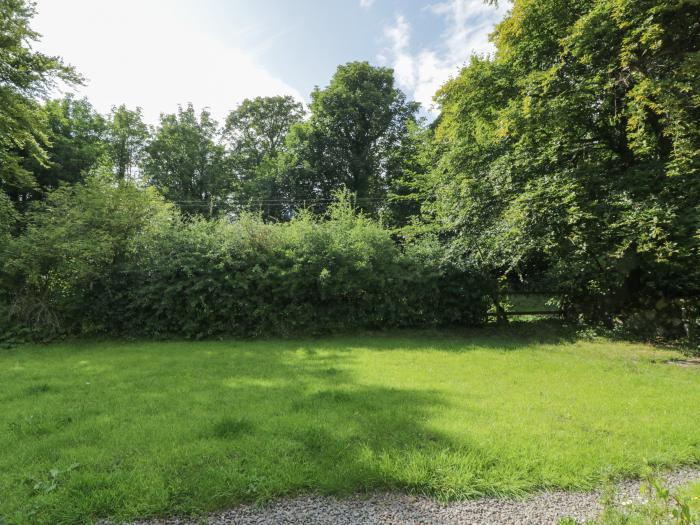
xmin=1 ymin=176 xmax=174 ymax=337
xmin=2 ymin=183 xmax=488 ymax=339
xmin=103 ymin=200 xmax=488 ymax=338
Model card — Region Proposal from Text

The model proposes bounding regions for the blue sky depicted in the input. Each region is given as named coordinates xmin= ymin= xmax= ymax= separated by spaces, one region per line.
xmin=33 ymin=0 xmax=510 ymax=123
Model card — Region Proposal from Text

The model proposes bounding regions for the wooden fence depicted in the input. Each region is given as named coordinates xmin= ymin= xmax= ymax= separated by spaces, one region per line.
xmin=486 ymin=291 xmax=562 ymax=323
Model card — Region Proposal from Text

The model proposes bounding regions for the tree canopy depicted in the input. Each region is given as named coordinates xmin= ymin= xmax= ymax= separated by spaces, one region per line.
xmin=142 ymin=104 xmax=229 ymax=217
xmin=223 ymin=95 xmax=304 ymax=219
xmin=106 ymin=104 xmax=149 ymax=181
xmin=421 ymin=0 xmax=700 ymax=323
xmin=0 ymin=0 xmax=81 ymax=203
xmin=282 ymin=61 xmax=419 ymax=215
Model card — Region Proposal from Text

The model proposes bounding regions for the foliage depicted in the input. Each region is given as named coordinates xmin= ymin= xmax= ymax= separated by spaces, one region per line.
xmin=0 ymin=191 xmax=16 ymax=244
xmin=2 ymin=0 xmax=699 ymax=343
xmin=0 ymin=0 xmax=81 ymax=203
xmin=224 ymin=96 xmax=304 ymax=161
xmin=0 ymin=193 xmax=18 ymax=319
xmin=142 ymin=104 xmax=230 ymax=217
xmin=423 ymin=0 xmax=700 ymax=330
xmin=383 ymin=119 xmax=432 ymax=228
xmin=2 ymin=176 xmax=173 ymax=337
xmin=222 ymin=95 xmax=305 ymax=219
xmin=13 ymin=96 xmax=108 ymax=207
xmin=1 ymin=331 xmax=699 ymax=523
xmin=102 ymin=195 xmax=485 ymax=338
xmin=106 ymin=104 xmax=149 ymax=181
xmin=281 ymin=61 xmax=420 ymax=216
xmin=2 ymin=181 xmax=487 ymax=338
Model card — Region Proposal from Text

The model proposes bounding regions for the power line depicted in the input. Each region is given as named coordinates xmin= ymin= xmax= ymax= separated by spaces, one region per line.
xmin=167 ymin=196 xmax=398 ymax=203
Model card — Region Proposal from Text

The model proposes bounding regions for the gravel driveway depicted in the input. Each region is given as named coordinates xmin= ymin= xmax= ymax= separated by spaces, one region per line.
xmin=119 ymin=467 xmax=700 ymax=525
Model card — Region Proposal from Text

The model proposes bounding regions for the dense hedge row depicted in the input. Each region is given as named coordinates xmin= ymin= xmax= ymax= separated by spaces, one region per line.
xmin=1 ymin=178 xmax=488 ymax=339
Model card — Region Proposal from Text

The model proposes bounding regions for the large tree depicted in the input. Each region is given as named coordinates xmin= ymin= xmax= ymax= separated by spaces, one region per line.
xmin=143 ymin=104 xmax=229 ymax=217
xmin=223 ymin=95 xmax=304 ymax=219
xmin=424 ymin=0 xmax=700 ymax=323
xmin=106 ymin=104 xmax=149 ymax=182
xmin=0 ymin=0 xmax=81 ymax=204
xmin=16 ymin=96 xmax=108 ymax=204
xmin=224 ymin=95 xmax=304 ymax=164
xmin=283 ymin=61 xmax=419 ymax=215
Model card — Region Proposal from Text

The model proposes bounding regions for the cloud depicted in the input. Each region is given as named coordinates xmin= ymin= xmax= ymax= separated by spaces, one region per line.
xmin=381 ymin=0 xmax=509 ymax=116
xmin=384 ymin=15 xmax=414 ymax=86
xmin=359 ymin=0 xmax=375 ymax=9
xmin=32 ymin=0 xmax=304 ymax=125
xmin=429 ymin=0 xmax=506 ymax=58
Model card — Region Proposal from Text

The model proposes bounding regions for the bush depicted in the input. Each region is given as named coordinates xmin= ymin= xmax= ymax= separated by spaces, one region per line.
xmin=102 ymin=200 xmax=487 ymax=338
xmin=1 ymin=176 xmax=174 ymax=338
xmin=2 ymin=183 xmax=488 ymax=339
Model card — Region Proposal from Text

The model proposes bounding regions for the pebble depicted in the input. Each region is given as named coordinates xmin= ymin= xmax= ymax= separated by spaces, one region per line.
xmin=115 ymin=467 xmax=700 ymax=525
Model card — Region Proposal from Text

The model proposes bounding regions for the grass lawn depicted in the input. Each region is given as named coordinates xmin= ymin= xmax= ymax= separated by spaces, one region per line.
xmin=1 ymin=323 xmax=699 ymax=524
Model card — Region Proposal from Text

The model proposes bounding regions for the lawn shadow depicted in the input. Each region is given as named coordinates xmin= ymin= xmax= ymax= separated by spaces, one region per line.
xmin=315 ymin=319 xmax=581 ymax=354
xmin=184 ymin=341 xmax=500 ymax=507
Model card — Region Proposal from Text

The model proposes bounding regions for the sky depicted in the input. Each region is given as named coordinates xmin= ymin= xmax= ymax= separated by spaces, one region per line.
xmin=32 ymin=0 xmax=510 ymax=124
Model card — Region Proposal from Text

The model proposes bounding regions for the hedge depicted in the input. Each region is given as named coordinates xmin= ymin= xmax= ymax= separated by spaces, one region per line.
xmin=2 ymin=179 xmax=489 ymax=339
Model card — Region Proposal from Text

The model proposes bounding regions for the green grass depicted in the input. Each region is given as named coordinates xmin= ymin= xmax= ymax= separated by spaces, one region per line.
xmin=683 ymin=479 xmax=700 ymax=513
xmin=1 ymin=323 xmax=699 ymax=524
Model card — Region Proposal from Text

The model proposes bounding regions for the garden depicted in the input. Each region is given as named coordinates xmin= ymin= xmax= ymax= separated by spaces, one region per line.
xmin=2 ymin=0 xmax=699 ymax=523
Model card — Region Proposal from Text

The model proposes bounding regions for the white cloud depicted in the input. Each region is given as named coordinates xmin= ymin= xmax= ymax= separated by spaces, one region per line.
xmin=384 ymin=15 xmax=414 ymax=86
xmin=381 ymin=0 xmax=509 ymax=116
xmin=359 ymin=0 xmax=375 ymax=9
xmin=32 ymin=0 xmax=304 ymax=125
xmin=429 ymin=0 xmax=505 ymax=58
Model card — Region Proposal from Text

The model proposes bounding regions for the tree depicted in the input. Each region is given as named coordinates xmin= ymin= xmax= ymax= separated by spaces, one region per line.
xmin=15 ymin=96 xmax=108 ymax=206
xmin=142 ymin=104 xmax=229 ymax=217
xmin=383 ymin=119 xmax=432 ymax=228
xmin=106 ymin=105 xmax=149 ymax=181
xmin=423 ymin=0 xmax=700 ymax=324
xmin=223 ymin=96 xmax=304 ymax=219
xmin=2 ymin=175 xmax=173 ymax=335
xmin=0 ymin=192 xmax=17 ymax=271
xmin=282 ymin=61 xmax=419 ymax=215
xmin=224 ymin=95 xmax=304 ymax=164
xmin=0 ymin=0 xmax=81 ymax=204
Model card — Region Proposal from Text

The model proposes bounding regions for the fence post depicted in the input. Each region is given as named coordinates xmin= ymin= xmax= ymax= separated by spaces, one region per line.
xmin=491 ymin=289 xmax=508 ymax=325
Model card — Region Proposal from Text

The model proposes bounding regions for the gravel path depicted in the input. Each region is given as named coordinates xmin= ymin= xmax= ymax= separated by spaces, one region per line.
xmin=120 ymin=467 xmax=700 ymax=525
